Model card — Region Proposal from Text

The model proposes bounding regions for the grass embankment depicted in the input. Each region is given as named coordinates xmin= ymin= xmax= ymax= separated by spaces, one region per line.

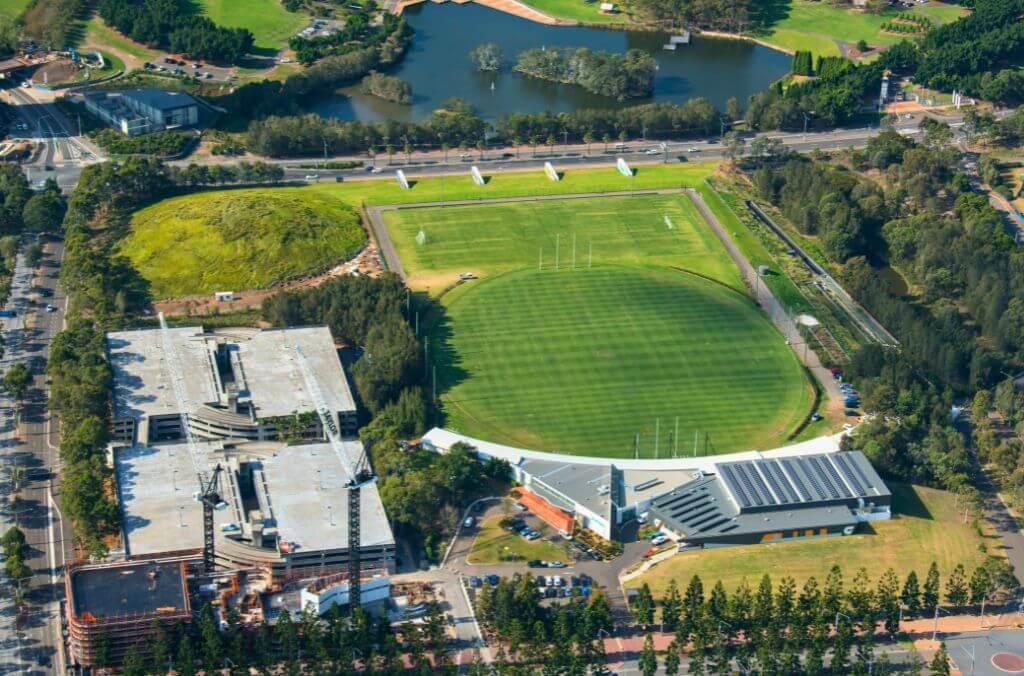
xmin=83 ymin=17 xmax=160 ymax=63
xmin=121 ymin=188 xmax=366 ymax=297
xmin=629 ymin=483 xmax=997 ymax=595
xmin=468 ymin=515 xmax=571 ymax=564
xmin=197 ymin=0 xmax=307 ymax=53
xmin=754 ymin=0 xmax=967 ymax=57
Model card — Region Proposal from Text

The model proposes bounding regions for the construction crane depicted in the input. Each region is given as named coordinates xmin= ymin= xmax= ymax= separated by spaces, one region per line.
xmin=158 ymin=313 xmax=223 ymax=573
xmin=292 ymin=344 xmax=376 ymax=612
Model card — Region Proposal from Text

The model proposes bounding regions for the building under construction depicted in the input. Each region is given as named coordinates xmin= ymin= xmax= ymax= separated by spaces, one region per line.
xmin=66 ymin=557 xmax=194 ymax=666
xmin=107 ymin=326 xmax=359 ymax=445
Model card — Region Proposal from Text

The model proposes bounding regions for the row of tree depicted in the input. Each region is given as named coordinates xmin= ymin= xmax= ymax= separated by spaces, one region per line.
xmin=17 ymin=0 xmax=86 ymax=50
xmin=244 ymin=97 xmax=727 ymax=157
xmin=625 ymin=560 xmax=1013 ymax=674
xmin=97 ymin=0 xmax=254 ymax=63
xmin=112 ymin=602 xmax=454 ymax=674
xmin=514 ymin=47 xmax=656 ymax=101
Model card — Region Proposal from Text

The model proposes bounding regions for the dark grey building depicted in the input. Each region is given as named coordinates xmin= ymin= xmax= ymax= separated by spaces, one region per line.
xmin=649 ymin=451 xmax=891 ymax=549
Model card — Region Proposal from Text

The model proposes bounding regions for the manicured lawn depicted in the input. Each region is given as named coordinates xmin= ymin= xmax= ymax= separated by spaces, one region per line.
xmin=432 ymin=265 xmax=811 ymax=457
xmin=384 ymin=192 xmax=742 ymax=290
xmin=755 ymin=0 xmax=968 ymax=57
xmin=310 ymin=161 xmax=718 ymax=209
xmin=468 ymin=515 xmax=571 ymax=564
xmin=84 ymin=17 xmax=159 ymax=62
xmin=628 ymin=483 xmax=997 ymax=595
xmin=121 ymin=188 xmax=366 ymax=297
xmin=0 ymin=0 xmax=30 ymax=20
xmin=519 ymin=0 xmax=631 ymax=23
xmin=198 ymin=0 xmax=308 ymax=53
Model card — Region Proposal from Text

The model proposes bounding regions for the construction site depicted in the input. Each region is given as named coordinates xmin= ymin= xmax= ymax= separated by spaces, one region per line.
xmin=64 ymin=320 xmax=400 ymax=668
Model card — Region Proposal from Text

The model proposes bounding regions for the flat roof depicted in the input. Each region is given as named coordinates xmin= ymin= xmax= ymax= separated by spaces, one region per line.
xmin=108 ymin=326 xmax=355 ymax=423
xmin=70 ymin=560 xmax=188 ymax=618
xmin=115 ymin=442 xmax=224 ymax=556
xmin=261 ymin=442 xmax=393 ymax=553
xmin=116 ymin=440 xmax=392 ymax=558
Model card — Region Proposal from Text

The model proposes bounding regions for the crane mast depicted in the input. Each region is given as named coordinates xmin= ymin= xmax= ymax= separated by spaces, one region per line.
xmin=158 ymin=313 xmax=222 ymax=572
xmin=292 ymin=344 xmax=375 ymax=612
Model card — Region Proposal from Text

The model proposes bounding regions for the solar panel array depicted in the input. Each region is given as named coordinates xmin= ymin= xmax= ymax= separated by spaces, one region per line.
xmin=717 ymin=452 xmax=885 ymax=511
xmin=649 ymin=477 xmax=739 ymax=538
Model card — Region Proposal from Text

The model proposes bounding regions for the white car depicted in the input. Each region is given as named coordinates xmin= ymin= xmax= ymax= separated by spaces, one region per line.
xmin=305 ymin=174 xmax=319 ymax=181
xmin=651 ymin=535 xmax=669 ymax=546
xmin=687 ymin=147 xmax=700 ymax=153
xmin=645 ymin=148 xmax=660 ymax=155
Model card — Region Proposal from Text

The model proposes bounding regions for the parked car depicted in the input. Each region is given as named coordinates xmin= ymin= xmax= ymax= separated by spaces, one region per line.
xmin=545 ymin=576 xmax=555 ymax=586
xmin=528 ymin=560 xmax=543 ymax=568
xmin=548 ymin=561 xmax=566 ymax=569
xmin=486 ymin=574 xmax=499 ymax=586
xmin=468 ymin=576 xmax=481 ymax=588
xmin=463 ymin=516 xmax=475 ymax=528
xmin=525 ymin=532 xmax=540 ymax=541
xmin=651 ymin=535 xmax=669 ymax=546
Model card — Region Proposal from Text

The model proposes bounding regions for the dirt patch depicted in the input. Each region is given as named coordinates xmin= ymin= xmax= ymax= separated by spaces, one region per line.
xmin=31 ymin=60 xmax=81 ymax=85
xmin=153 ymin=239 xmax=385 ymax=316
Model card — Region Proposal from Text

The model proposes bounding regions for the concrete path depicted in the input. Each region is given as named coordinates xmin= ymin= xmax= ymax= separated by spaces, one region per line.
xmin=686 ymin=188 xmax=844 ymax=404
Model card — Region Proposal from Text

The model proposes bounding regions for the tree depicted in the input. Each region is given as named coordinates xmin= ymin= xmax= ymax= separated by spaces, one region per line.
xmin=724 ymin=131 xmax=746 ymax=164
xmin=469 ymin=42 xmax=503 ymax=71
xmin=930 ymin=642 xmax=951 ymax=675
xmin=945 ymin=564 xmax=968 ymax=607
xmin=923 ymin=562 xmax=941 ymax=611
xmin=661 ymin=577 xmax=682 ymax=632
xmin=3 ymin=362 xmax=31 ymax=401
xmin=664 ymin=639 xmax=680 ymax=676
xmin=633 ymin=583 xmax=655 ymax=627
xmin=23 ymin=190 xmax=66 ymax=232
xmin=902 ymin=570 xmax=921 ymax=616
xmin=639 ymin=633 xmax=657 ymax=676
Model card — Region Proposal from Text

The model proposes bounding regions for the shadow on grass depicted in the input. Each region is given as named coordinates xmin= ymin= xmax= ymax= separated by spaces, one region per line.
xmin=419 ymin=289 xmax=469 ymax=427
xmin=749 ymin=0 xmax=793 ymax=34
xmin=890 ymin=482 xmax=933 ymax=520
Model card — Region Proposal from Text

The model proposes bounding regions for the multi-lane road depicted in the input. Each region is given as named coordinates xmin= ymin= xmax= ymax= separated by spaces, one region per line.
xmin=0 ymin=238 xmax=72 ymax=675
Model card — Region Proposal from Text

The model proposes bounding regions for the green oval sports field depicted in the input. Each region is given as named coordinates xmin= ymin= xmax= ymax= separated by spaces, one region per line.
xmin=435 ymin=265 xmax=813 ymax=458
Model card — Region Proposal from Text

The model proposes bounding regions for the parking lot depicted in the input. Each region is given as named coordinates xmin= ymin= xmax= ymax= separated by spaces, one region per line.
xmin=142 ymin=55 xmax=233 ymax=83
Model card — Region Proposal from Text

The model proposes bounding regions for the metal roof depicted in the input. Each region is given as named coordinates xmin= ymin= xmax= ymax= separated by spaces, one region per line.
xmin=715 ymin=452 xmax=888 ymax=511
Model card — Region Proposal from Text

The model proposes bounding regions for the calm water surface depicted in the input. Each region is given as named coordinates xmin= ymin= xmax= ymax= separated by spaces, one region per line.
xmin=312 ymin=3 xmax=792 ymax=121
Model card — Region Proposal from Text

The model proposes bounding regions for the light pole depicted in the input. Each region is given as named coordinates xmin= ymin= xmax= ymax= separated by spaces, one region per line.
xmin=932 ymin=605 xmax=949 ymax=640
xmin=803 ymin=111 xmax=815 ymax=141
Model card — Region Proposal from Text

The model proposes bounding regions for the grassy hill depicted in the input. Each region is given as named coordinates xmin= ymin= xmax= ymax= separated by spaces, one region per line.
xmin=121 ymin=188 xmax=366 ymax=297
xmin=198 ymin=0 xmax=308 ymax=53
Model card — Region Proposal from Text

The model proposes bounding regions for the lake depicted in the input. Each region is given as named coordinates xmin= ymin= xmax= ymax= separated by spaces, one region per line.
xmin=312 ymin=2 xmax=792 ymax=122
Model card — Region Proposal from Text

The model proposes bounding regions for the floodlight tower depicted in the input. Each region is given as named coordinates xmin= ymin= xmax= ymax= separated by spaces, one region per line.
xmin=293 ymin=344 xmax=376 ymax=612
xmin=158 ymin=313 xmax=222 ymax=573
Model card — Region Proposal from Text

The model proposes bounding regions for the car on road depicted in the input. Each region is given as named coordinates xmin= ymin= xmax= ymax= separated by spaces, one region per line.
xmin=528 ymin=559 xmax=543 ymax=568
xmin=45 ymin=304 xmax=56 ymax=312
xmin=548 ymin=561 xmax=566 ymax=569
xmin=651 ymin=535 xmax=669 ymax=546
xmin=687 ymin=147 xmax=700 ymax=152
xmin=463 ymin=516 xmax=475 ymax=528
xmin=644 ymin=148 xmax=660 ymax=155
xmin=305 ymin=174 xmax=319 ymax=181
